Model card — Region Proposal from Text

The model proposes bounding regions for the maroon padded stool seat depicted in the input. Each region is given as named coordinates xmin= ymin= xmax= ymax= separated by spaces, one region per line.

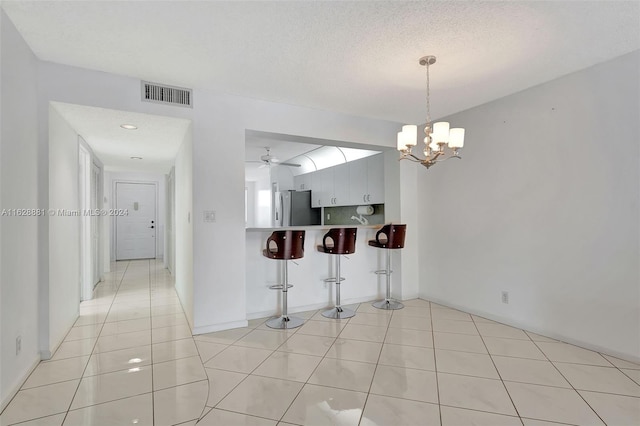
xmin=368 ymin=224 xmax=406 ymax=310
xmin=263 ymin=230 xmax=305 ymax=329
xmin=317 ymin=228 xmax=357 ymax=319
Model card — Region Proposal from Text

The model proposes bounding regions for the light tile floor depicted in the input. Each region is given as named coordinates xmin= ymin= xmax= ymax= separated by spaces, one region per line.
xmin=1 ymin=259 xmax=639 ymax=425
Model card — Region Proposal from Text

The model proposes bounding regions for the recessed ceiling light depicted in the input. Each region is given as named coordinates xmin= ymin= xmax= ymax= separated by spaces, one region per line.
xmin=120 ymin=124 xmax=138 ymax=130
xmin=130 ymin=156 xmax=143 ymax=160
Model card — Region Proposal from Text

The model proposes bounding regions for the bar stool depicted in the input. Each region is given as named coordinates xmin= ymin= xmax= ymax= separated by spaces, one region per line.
xmin=263 ymin=230 xmax=306 ymax=329
xmin=317 ymin=228 xmax=358 ymax=319
xmin=368 ymin=224 xmax=407 ymax=310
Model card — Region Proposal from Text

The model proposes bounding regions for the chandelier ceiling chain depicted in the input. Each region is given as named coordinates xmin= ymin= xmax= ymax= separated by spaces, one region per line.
xmin=425 ymin=56 xmax=431 ymax=127
xmin=397 ymin=55 xmax=465 ymax=169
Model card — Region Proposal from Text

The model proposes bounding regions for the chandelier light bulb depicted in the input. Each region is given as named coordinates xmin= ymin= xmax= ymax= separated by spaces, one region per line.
xmin=449 ymin=128 xmax=465 ymax=148
xmin=432 ymin=122 xmax=450 ymax=144
xmin=397 ymin=131 xmax=406 ymax=151
xmin=402 ymin=125 xmax=417 ymax=146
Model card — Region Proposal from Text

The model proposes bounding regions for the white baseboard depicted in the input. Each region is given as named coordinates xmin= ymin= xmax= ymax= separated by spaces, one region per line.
xmin=246 ymin=294 xmax=379 ymax=320
xmin=419 ymin=293 xmax=640 ymax=364
xmin=0 ymin=356 xmax=40 ymax=412
xmin=193 ymin=319 xmax=249 ymax=335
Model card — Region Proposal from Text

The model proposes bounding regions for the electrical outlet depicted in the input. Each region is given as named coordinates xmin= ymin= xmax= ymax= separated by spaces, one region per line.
xmin=16 ymin=336 xmax=21 ymax=355
xmin=203 ymin=210 xmax=216 ymax=222
xmin=501 ymin=291 xmax=509 ymax=304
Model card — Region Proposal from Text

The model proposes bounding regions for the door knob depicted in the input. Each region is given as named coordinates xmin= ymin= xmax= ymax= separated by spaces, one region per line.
xmin=150 ymin=226 xmax=155 ymax=229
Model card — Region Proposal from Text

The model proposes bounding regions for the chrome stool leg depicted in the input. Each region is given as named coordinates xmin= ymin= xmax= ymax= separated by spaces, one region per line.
xmin=373 ymin=249 xmax=404 ymax=310
xmin=322 ymin=255 xmax=356 ymax=319
xmin=267 ymin=259 xmax=304 ymax=329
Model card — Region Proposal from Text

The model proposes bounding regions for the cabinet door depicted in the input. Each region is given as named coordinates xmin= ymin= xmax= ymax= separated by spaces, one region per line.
xmin=309 ymin=171 xmax=322 ymax=207
xmin=367 ymin=154 xmax=385 ymax=204
xmin=333 ymin=163 xmax=350 ymax=206
xmin=348 ymin=157 xmax=368 ymax=205
xmin=294 ymin=175 xmax=304 ymax=191
xmin=302 ymin=173 xmax=312 ymax=191
xmin=319 ymin=168 xmax=334 ymax=206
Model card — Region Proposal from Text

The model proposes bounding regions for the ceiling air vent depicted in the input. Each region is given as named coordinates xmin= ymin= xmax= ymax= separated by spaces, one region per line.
xmin=141 ymin=81 xmax=192 ymax=108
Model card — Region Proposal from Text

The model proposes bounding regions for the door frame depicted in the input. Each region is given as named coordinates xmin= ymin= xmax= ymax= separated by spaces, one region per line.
xmin=79 ymin=144 xmax=93 ymax=301
xmin=90 ymin=163 xmax=102 ymax=286
xmin=113 ymin=180 xmax=159 ymax=261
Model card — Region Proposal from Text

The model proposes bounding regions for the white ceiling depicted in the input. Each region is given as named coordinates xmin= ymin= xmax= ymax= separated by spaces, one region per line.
xmin=52 ymin=102 xmax=191 ymax=173
xmin=4 ymin=1 xmax=638 ymax=124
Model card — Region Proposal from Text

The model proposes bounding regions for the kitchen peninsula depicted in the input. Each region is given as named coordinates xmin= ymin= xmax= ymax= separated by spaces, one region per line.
xmin=246 ymin=225 xmax=395 ymax=319
xmin=245 ymin=145 xmax=406 ymax=319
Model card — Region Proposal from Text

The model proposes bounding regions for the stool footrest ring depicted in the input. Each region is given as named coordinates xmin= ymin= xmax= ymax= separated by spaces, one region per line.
xmin=269 ymin=284 xmax=294 ymax=290
xmin=323 ymin=277 xmax=345 ymax=283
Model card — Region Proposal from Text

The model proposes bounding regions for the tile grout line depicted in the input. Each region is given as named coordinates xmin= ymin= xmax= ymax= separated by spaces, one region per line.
xmin=272 ymin=307 xmax=344 ymax=424
xmin=528 ymin=337 xmax=609 ymax=425
xmin=469 ymin=313 xmax=524 ymax=425
xmin=147 ymin=259 xmax=156 ymax=426
xmin=200 ymin=316 xmax=311 ymax=421
xmin=355 ymin=301 xmax=393 ymax=426
xmin=60 ymin=260 xmax=131 ymax=425
xmin=428 ymin=300 xmax=443 ymax=426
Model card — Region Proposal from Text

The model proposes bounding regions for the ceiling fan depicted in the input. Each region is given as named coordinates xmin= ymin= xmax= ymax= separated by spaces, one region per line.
xmin=246 ymin=147 xmax=300 ymax=167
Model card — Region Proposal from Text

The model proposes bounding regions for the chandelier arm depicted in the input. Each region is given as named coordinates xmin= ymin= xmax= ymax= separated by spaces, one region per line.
xmin=434 ymin=154 xmax=463 ymax=163
xmin=429 ymin=151 xmax=443 ymax=162
xmin=408 ymin=153 xmax=426 ymax=162
xmin=399 ymin=154 xmax=424 ymax=163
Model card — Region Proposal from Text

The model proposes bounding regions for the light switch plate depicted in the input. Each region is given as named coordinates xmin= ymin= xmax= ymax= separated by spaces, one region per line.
xmin=203 ymin=210 xmax=216 ymax=222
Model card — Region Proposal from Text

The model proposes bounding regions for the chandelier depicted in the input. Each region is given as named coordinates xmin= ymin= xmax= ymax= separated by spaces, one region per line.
xmin=397 ymin=55 xmax=465 ymax=169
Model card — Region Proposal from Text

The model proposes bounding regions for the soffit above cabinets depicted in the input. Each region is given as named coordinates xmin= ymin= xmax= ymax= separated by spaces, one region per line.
xmin=286 ymin=146 xmax=381 ymax=176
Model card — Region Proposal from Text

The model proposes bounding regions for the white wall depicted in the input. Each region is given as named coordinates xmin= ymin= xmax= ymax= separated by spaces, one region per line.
xmin=47 ymin=105 xmax=81 ymax=357
xmin=174 ymin=126 xmax=193 ymax=327
xmin=106 ymin=171 xmax=167 ymax=261
xmin=191 ymin=92 xmax=401 ymax=333
xmin=0 ymin=9 xmax=40 ymax=409
xmin=165 ymin=169 xmax=175 ymax=273
xmin=28 ymin=48 xmax=404 ymax=336
xmin=419 ymin=51 xmax=640 ymax=361
xmin=0 ymin=10 xmax=3 ymax=410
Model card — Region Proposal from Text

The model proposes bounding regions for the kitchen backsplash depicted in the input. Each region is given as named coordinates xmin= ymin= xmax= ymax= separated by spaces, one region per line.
xmin=324 ymin=204 xmax=385 ymax=226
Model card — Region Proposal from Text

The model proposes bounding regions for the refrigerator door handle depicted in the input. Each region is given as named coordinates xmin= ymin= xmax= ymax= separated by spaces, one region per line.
xmin=280 ymin=193 xmax=284 ymax=226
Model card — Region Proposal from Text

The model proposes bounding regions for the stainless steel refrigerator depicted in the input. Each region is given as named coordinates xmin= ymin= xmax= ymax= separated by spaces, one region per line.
xmin=274 ymin=190 xmax=321 ymax=227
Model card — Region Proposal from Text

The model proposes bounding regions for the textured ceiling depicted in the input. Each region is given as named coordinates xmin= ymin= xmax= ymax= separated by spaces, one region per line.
xmin=4 ymin=1 xmax=639 ymax=124
xmin=52 ymin=102 xmax=191 ymax=173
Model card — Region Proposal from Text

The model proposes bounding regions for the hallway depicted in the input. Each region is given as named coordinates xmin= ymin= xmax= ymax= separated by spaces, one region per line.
xmin=1 ymin=260 xmax=639 ymax=425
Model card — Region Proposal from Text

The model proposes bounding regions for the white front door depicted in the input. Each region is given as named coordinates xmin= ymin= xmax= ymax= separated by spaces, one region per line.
xmin=116 ymin=182 xmax=157 ymax=260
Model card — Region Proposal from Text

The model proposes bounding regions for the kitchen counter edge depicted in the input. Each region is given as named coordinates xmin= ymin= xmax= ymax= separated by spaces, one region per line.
xmin=246 ymin=225 xmax=381 ymax=232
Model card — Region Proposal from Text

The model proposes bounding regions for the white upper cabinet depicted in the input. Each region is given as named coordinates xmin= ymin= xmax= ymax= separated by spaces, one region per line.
xmin=348 ymin=153 xmax=384 ymax=205
xmin=306 ymin=153 xmax=384 ymax=207
xmin=348 ymin=157 xmax=368 ymax=204
xmin=333 ymin=163 xmax=350 ymax=205
xmin=319 ymin=168 xmax=333 ymax=206
xmin=366 ymin=154 xmax=385 ymax=204
xmin=294 ymin=173 xmax=313 ymax=191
